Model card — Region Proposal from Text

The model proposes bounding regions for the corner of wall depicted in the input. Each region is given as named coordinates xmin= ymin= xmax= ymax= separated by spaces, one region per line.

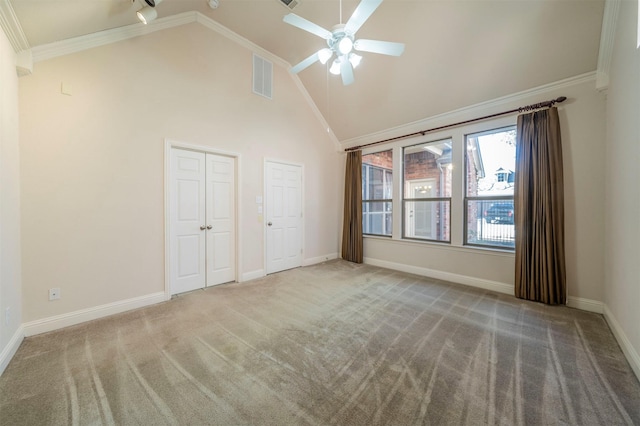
xmin=0 ymin=22 xmax=23 ymax=376
xmin=603 ymin=304 xmax=640 ymax=381
xmin=0 ymin=326 xmax=23 ymax=375
xmin=595 ymin=0 xmax=621 ymax=91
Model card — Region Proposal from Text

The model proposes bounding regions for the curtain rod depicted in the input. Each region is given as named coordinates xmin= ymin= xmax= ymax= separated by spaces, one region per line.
xmin=344 ymin=96 xmax=567 ymax=152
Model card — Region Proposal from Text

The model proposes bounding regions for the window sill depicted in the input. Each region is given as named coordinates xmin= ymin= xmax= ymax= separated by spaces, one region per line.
xmin=363 ymin=235 xmax=515 ymax=258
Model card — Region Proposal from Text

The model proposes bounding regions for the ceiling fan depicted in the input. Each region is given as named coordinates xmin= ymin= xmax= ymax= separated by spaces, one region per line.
xmin=283 ymin=0 xmax=405 ymax=85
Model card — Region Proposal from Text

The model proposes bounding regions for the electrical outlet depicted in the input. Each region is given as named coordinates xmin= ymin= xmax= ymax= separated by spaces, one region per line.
xmin=4 ymin=307 xmax=10 ymax=326
xmin=49 ymin=288 xmax=61 ymax=301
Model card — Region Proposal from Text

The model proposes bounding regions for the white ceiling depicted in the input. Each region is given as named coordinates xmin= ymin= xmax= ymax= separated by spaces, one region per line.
xmin=10 ymin=0 xmax=605 ymax=141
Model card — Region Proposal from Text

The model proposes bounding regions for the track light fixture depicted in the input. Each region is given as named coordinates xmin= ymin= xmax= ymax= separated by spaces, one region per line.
xmin=137 ymin=0 xmax=163 ymax=25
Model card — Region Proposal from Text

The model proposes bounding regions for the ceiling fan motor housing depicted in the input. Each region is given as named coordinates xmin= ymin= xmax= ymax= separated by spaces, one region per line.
xmin=328 ymin=25 xmax=354 ymax=54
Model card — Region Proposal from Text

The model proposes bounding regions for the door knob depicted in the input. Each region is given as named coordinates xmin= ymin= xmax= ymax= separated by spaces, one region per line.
xmin=206 ymin=225 xmax=212 ymax=230
xmin=267 ymin=222 xmax=272 ymax=226
xmin=200 ymin=226 xmax=206 ymax=230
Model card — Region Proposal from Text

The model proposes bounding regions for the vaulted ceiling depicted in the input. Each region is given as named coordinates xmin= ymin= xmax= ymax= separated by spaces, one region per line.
xmin=9 ymin=0 xmax=605 ymax=141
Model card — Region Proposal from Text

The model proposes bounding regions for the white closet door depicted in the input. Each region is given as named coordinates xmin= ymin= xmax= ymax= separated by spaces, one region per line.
xmin=206 ymin=154 xmax=235 ymax=286
xmin=170 ymin=149 xmax=206 ymax=294
xmin=266 ymin=161 xmax=302 ymax=274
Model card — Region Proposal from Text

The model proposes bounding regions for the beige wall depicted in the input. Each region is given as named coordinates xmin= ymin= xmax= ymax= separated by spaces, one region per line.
xmin=604 ymin=0 xmax=640 ymax=378
xmin=350 ymin=77 xmax=607 ymax=306
xmin=0 ymin=27 xmax=22 ymax=370
xmin=19 ymin=23 xmax=342 ymax=323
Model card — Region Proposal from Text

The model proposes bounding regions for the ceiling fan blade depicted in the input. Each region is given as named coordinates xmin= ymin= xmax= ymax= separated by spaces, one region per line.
xmin=283 ymin=13 xmax=332 ymax=40
xmin=354 ymin=39 xmax=405 ymax=56
xmin=340 ymin=59 xmax=354 ymax=86
xmin=344 ymin=0 xmax=383 ymax=35
xmin=290 ymin=51 xmax=322 ymax=74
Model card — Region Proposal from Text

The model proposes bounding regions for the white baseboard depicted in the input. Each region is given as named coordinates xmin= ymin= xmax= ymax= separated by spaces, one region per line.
xmin=364 ymin=258 xmax=606 ymax=314
xmin=23 ymin=292 xmax=166 ymax=337
xmin=567 ymin=296 xmax=604 ymax=313
xmin=0 ymin=325 xmax=25 ymax=376
xmin=303 ymin=253 xmax=339 ymax=267
xmin=241 ymin=269 xmax=265 ymax=282
xmin=364 ymin=257 xmax=514 ymax=295
xmin=603 ymin=304 xmax=640 ymax=382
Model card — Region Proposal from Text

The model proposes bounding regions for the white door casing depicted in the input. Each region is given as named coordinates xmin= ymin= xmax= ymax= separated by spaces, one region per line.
xmin=265 ymin=161 xmax=302 ymax=274
xmin=170 ymin=149 xmax=206 ymax=294
xmin=206 ymin=154 xmax=235 ymax=286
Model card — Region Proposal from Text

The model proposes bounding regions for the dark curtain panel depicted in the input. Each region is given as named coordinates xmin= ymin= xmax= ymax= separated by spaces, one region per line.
xmin=514 ymin=107 xmax=566 ymax=304
xmin=341 ymin=150 xmax=363 ymax=263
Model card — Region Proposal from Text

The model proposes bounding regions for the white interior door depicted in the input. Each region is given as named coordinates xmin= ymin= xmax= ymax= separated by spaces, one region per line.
xmin=170 ymin=149 xmax=206 ymax=294
xmin=170 ymin=148 xmax=236 ymax=295
xmin=206 ymin=153 xmax=235 ymax=286
xmin=266 ymin=161 xmax=302 ymax=274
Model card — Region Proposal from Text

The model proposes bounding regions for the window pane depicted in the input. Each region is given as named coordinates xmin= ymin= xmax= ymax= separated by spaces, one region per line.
xmin=362 ymin=150 xmax=393 ymax=201
xmin=363 ymin=201 xmax=392 ymax=236
xmin=465 ymin=127 xmax=516 ymax=250
xmin=404 ymin=200 xmax=450 ymax=242
xmin=466 ymin=128 xmax=516 ymax=197
xmin=466 ymin=199 xmax=514 ymax=248
xmin=404 ymin=139 xmax=452 ymax=198
xmin=362 ymin=150 xmax=392 ymax=237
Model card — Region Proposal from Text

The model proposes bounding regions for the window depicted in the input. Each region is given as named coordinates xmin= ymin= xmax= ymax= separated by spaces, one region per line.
xmin=362 ymin=150 xmax=393 ymax=236
xmin=403 ymin=139 xmax=452 ymax=242
xmin=465 ymin=127 xmax=516 ymax=249
xmin=359 ymin=122 xmax=517 ymax=251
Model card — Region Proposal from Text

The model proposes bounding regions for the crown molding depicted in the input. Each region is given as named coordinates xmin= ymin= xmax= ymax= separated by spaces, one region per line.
xmin=195 ymin=13 xmax=289 ymax=70
xmin=25 ymin=10 xmax=337 ymax=150
xmin=290 ymin=74 xmax=341 ymax=151
xmin=341 ymin=72 xmax=597 ymax=148
xmin=31 ymin=11 xmax=196 ymax=62
xmin=596 ymin=0 xmax=621 ymax=91
xmin=29 ymin=11 xmax=291 ymax=67
xmin=0 ymin=0 xmax=30 ymax=52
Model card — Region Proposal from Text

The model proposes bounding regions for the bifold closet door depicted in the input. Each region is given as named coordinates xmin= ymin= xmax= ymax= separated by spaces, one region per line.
xmin=170 ymin=148 xmax=236 ymax=295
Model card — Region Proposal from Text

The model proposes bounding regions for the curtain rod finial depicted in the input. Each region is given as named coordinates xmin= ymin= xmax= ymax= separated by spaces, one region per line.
xmin=556 ymin=96 xmax=567 ymax=103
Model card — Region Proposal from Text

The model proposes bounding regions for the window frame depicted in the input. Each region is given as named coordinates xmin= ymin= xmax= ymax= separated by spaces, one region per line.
xmin=359 ymin=116 xmax=518 ymax=254
xmin=362 ymin=153 xmax=393 ymax=237
xmin=401 ymin=139 xmax=452 ymax=243
xmin=463 ymin=125 xmax=517 ymax=250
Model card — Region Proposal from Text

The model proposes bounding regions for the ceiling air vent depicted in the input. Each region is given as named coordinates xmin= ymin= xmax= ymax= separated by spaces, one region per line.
xmin=253 ymin=54 xmax=273 ymax=100
xmin=278 ymin=0 xmax=300 ymax=10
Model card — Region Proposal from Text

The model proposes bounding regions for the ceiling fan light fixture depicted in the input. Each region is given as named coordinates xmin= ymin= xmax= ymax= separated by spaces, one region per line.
xmin=329 ymin=58 xmax=341 ymax=75
xmin=318 ymin=48 xmax=333 ymax=64
xmin=137 ymin=6 xmax=157 ymax=24
xmin=349 ymin=53 xmax=362 ymax=68
xmin=338 ymin=37 xmax=353 ymax=55
xmin=284 ymin=0 xmax=403 ymax=85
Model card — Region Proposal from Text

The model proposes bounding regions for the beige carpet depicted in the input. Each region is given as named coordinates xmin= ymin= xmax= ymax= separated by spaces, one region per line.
xmin=1 ymin=260 xmax=639 ymax=425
